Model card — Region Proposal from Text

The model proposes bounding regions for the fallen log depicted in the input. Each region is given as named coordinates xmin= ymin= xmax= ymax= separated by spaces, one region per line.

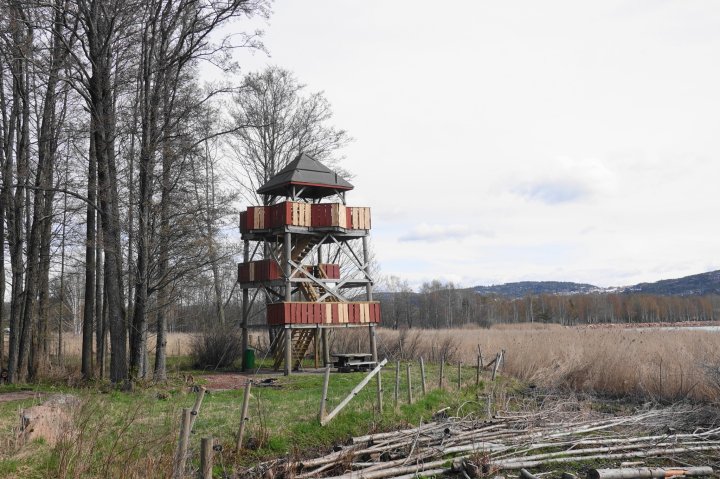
xmin=326 ymin=458 xmax=448 ymax=479
xmin=588 ymin=468 xmax=714 ymax=479
xmin=496 ymin=445 xmax=720 ymax=469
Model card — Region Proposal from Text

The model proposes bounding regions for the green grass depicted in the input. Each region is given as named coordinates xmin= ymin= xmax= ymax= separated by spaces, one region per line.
xmin=0 ymin=359 xmax=510 ymax=478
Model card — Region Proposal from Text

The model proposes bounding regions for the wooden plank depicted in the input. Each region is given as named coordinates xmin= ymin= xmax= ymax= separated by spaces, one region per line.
xmin=321 ymin=359 xmax=388 ymax=426
xmin=239 ymin=211 xmax=248 ymax=233
xmin=304 ymin=203 xmax=311 ymax=226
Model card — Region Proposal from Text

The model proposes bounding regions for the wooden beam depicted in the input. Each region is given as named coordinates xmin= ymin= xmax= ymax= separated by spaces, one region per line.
xmin=321 ymin=359 xmax=388 ymax=426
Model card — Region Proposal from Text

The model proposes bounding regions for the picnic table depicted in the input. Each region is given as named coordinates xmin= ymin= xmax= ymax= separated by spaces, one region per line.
xmin=331 ymin=353 xmax=376 ymax=372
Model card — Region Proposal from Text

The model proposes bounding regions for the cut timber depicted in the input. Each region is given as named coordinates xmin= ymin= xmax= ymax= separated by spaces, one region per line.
xmin=321 ymin=359 xmax=388 ymax=426
xmin=589 ymin=468 xmax=714 ymax=479
xmin=520 ymin=469 xmax=540 ymax=479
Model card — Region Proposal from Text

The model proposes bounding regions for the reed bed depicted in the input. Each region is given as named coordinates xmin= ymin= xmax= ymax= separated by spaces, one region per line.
xmin=336 ymin=325 xmax=720 ymax=403
xmin=57 ymin=323 xmax=720 ymax=402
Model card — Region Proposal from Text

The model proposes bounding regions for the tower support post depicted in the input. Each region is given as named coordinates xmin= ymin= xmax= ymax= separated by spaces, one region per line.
xmin=369 ymin=324 xmax=378 ymax=363
xmin=362 ymin=236 xmax=377 ymax=362
xmin=241 ymin=239 xmax=249 ymax=371
xmin=322 ymin=328 xmax=330 ymax=366
xmin=284 ymin=326 xmax=292 ymax=376
xmin=283 ymin=232 xmax=292 ymax=302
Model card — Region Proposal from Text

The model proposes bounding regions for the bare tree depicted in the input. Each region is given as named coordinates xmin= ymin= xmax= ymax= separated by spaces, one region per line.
xmin=228 ymin=66 xmax=351 ymax=206
xmin=128 ymin=0 xmax=267 ymax=381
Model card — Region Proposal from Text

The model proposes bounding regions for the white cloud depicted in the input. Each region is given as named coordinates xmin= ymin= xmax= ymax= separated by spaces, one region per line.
xmin=399 ymin=223 xmax=493 ymax=243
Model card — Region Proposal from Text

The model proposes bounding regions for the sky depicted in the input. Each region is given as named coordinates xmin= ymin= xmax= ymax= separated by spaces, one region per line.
xmin=225 ymin=0 xmax=720 ymax=289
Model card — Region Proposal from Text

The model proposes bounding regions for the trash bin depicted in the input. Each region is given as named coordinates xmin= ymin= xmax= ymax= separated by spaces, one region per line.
xmin=243 ymin=349 xmax=256 ymax=370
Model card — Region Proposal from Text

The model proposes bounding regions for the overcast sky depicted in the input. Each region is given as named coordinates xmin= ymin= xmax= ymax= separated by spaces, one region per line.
xmin=229 ymin=1 xmax=720 ymax=289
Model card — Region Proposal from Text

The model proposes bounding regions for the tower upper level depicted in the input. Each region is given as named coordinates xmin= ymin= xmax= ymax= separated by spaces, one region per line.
xmin=240 ymin=153 xmax=370 ymax=238
xmin=257 ymin=153 xmax=353 ymax=200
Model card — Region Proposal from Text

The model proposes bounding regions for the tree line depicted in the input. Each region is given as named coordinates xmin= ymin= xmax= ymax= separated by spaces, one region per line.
xmin=380 ymin=279 xmax=719 ymax=329
xmin=0 ymin=0 xmax=349 ymax=384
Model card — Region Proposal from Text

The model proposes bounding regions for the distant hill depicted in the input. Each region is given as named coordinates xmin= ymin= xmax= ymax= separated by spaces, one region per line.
xmin=469 ymin=270 xmax=720 ymax=297
xmin=622 ymin=270 xmax=720 ymax=296
xmin=471 ymin=281 xmax=599 ymax=297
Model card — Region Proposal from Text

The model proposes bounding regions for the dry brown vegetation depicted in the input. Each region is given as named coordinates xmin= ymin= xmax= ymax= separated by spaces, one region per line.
xmin=58 ymin=333 xmax=194 ymax=358
xmin=58 ymin=324 xmax=720 ymax=403
xmin=328 ymin=324 xmax=720 ymax=403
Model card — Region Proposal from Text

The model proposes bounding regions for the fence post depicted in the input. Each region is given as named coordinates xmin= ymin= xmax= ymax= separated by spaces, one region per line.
xmin=491 ymin=352 xmax=501 ymax=381
xmin=189 ymin=386 xmax=206 ymax=430
xmin=394 ymin=360 xmax=400 ymax=408
xmin=376 ymin=368 xmax=383 ymax=413
xmin=457 ymin=361 xmax=462 ymax=390
xmin=439 ymin=356 xmax=445 ymax=389
xmin=200 ymin=437 xmax=214 ymax=479
xmin=419 ymin=357 xmax=427 ymax=395
xmin=236 ymin=381 xmax=253 ymax=451
xmin=319 ymin=366 xmax=331 ymax=421
xmin=476 ymin=355 xmax=481 ymax=386
xmin=406 ymin=364 xmax=413 ymax=404
xmin=172 ymin=408 xmax=192 ymax=479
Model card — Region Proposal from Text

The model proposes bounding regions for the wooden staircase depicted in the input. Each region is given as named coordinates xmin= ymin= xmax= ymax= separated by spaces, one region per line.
xmin=298 ymin=262 xmax=340 ymax=302
xmin=271 ymin=235 xmax=338 ymax=371
xmin=272 ymin=328 xmax=317 ymax=370
xmin=291 ymin=235 xmax=320 ymax=263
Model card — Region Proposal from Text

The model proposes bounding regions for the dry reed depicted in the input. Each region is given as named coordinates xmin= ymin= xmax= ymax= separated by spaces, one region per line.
xmin=54 ymin=325 xmax=720 ymax=403
xmin=298 ymin=324 xmax=720 ymax=403
xmin=371 ymin=325 xmax=720 ymax=402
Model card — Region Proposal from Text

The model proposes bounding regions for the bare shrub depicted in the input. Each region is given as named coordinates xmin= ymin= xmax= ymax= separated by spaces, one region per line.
xmin=328 ymin=328 xmax=368 ymax=354
xmin=190 ymin=327 xmax=244 ymax=369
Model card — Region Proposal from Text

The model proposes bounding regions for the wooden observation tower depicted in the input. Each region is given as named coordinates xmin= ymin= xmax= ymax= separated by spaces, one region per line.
xmin=238 ymin=153 xmax=380 ymax=375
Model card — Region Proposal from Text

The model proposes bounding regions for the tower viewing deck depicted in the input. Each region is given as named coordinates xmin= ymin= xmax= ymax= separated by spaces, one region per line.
xmin=238 ymin=153 xmax=380 ymax=374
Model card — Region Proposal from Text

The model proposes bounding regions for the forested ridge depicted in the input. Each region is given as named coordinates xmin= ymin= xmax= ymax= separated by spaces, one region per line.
xmin=379 ymin=273 xmax=720 ymax=329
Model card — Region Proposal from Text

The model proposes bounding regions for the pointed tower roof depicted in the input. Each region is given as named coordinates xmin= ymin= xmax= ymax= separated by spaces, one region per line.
xmin=257 ymin=153 xmax=354 ymax=199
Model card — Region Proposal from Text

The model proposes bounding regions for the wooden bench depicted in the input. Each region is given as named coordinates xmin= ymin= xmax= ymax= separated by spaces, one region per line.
xmin=338 ymin=361 xmax=377 ymax=372
xmin=331 ymin=353 xmax=376 ymax=372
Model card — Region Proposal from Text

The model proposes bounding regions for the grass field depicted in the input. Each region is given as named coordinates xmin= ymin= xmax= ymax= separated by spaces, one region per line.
xmin=0 ymin=357 xmax=508 ymax=478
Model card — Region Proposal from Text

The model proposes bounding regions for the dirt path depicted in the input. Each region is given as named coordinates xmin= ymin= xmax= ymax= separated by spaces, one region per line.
xmin=200 ymin=373 xmax=253 ymax=391
xmin=0 ymin=390 xmax=44 ymax=403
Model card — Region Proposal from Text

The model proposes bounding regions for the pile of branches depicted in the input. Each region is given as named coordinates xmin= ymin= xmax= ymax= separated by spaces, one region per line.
xmin=241 ymin=402 xmax=720 ymax=479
